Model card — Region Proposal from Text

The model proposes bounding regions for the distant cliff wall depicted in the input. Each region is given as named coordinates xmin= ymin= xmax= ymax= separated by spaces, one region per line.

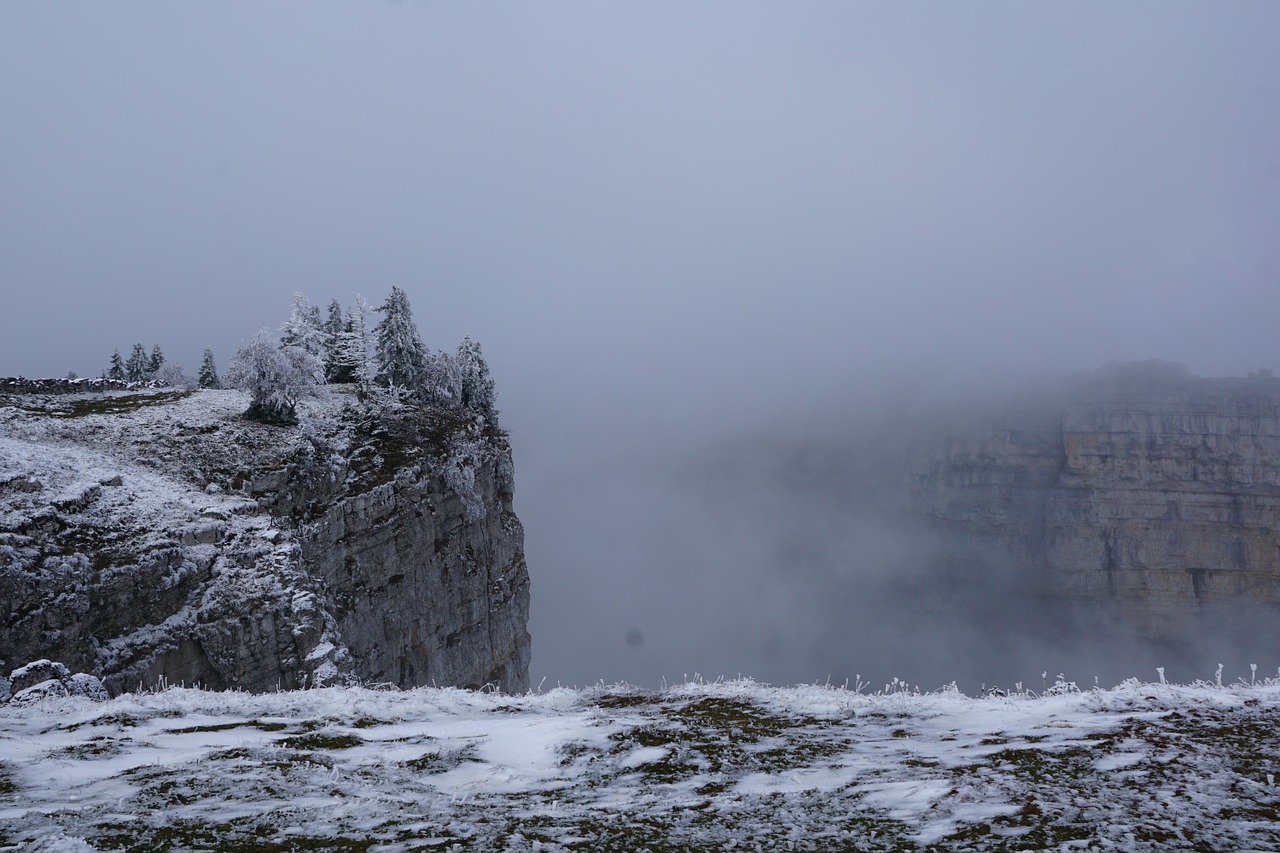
xmin=911 ymin=372 xmax=1280 ymax=641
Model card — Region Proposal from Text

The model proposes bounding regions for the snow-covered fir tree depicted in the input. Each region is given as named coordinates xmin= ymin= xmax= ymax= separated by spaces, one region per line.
xmin=279 ymin=293 xmax=330 ymax=362
xmin=322 ymin=299 xmax=352 ymax=383
xmin=225 ymin=329 xmax=324 ymax=424
xmin=148 ymin=345 xmax=165 ymax=379
xmin=125 ymin=343 xmax=148 ymax=382
xmin=457 ymin=336 xmax=498 ymax=428
xmin=337 ymin=294 xmax=375 ymax=388
xmin=197 ymin=348 xmax=221 ymax=389
xmin=422 ymin=350 xmax=462 ymax=406
xmin=373 ymin=287 xmax=429 ymax=391
xmin=106 ymin=350 xmax=125 ymax=382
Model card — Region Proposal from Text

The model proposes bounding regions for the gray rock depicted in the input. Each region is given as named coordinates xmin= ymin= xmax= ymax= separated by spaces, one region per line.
xmin=302 ymin=454 xmax=531 ymax=692
xmin=10 ymin=659 xmax=71 ymax=693
xmin=66 ymin=672 xmax=108 ymax=700
xmin=179 ymin=521 xmax=225 ymax=546
xmin=10 ymin=678 xmax=68 ymax=705
xmin=0 ymin=392 xmax=531 ymax=696
xmin=51 ymin=484 xmax=101 ymax=513
xmin=911 ymin=371 xmax=1280 ymax=642
xmin=2 ymin=476 xmax=43 ymax=493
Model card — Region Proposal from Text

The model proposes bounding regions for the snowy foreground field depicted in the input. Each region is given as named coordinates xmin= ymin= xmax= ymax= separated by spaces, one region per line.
xmin=2 ymin=679 xmax=1279 ymax=851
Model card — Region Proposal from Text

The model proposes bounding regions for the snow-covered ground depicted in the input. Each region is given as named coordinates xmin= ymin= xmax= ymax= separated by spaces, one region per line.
xmin=0 ymin=388 xmax=350 ymax=497
xmin=2 ymin=677 xmax=1278 ymax=851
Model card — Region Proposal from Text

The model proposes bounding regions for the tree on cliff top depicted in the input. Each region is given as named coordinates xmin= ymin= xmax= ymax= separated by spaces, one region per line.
xmin=323 ymin=299 xmax=355 ymax=383
xmin=373 ymin=287 xmax=429 ymax=391
xmin=457 ymin=336 xmax=498 ymax=428
xmin=225 ymin=330 xmax=323 ymax=424
xmin=337 ymin=294 xmax=376 ymax=389
xmin=280 ymin=293 xmax=330 ymax=361
xmin=421 ymin=349 xmax=462 ymax=406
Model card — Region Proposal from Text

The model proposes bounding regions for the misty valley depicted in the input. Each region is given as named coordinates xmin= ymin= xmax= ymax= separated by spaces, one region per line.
xmin=5 ymin=359 xmax=1280 ymax=850
xmin=662 ymin=361 xmax=1280 ymax=694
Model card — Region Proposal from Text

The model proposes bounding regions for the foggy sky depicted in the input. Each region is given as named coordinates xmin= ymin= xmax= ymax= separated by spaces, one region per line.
xmin=4 ymin=4 xmax=1280 ymax=689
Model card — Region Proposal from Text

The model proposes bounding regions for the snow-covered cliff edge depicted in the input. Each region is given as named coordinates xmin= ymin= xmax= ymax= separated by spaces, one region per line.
xmin=0 ymin=387 xmax=530 ymax=698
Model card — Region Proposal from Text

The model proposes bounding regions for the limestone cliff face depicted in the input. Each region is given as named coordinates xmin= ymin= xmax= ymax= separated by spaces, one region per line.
xmin=0 ymin=387 xmax=531 ymax=696
xmin=911 ymin=370 xmax=1280 ymax=640
xmin=263 ymin=450 xmax=530 ymax=692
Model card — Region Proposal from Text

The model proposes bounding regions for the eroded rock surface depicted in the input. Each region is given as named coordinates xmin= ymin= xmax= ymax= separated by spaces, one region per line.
xmin=0 ymin=387 xmax=530 ymax=696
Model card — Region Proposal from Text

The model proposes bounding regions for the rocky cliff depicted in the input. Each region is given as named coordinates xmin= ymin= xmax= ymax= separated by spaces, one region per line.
xmin=911 ymin=365 xmax=1280 ymax=645
xmin=0 ymin=386 xmax=530 ymax=698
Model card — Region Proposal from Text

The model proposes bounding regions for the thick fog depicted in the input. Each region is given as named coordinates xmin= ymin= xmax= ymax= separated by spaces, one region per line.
xmin=4 ymin=5 xmax=1280 ymax=690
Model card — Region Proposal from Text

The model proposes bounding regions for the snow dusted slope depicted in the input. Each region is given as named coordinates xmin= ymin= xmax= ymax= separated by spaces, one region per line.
xmin=1 ymin=678 xmax=1277 ymax=850
xmin=0 ymin=389 xmax=351 ymax=694
xmin=0 ymin=387 xmax=530 ymax=696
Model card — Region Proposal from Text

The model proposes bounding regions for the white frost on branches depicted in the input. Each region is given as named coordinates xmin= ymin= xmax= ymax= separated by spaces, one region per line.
xmin=373 ymin=287 xmax=429 ymax=391
xmin=337 ymin=293 xmax=376 ymax=388
xmin=280 ymin=293 xmax=330 ymax=360
xmin=457 ymin=336 xmax=498 ymax=428
xmin=225 ymin=330 xmax=324 ymax=422
xmin=422 ymin=349 xmax=462 ymax=406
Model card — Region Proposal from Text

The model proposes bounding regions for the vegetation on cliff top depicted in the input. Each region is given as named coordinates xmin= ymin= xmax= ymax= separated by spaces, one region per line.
xmin=225 ymin=288 xmax=499 ymax=431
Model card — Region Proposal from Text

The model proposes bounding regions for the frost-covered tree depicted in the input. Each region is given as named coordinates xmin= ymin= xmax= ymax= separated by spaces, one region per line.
xmin=422 ymin=350 xmax=462 ymax=406
xmin=148 ymin=345 xmax=165 ymax=379
xmin=197 ymin=348 xmax=221 ymax=389
xmin=157 ymin=362 xmax=195 ymax=390
xmin=280 ymin=293 xmax=330 ymax=363
xmin=225 ymin=329 xmax=324 ymax=424
xmin=456 ymin=336 xmax=498 ymax=428
xmin=337 ymin=294 xmax=375 ymax=388
xmin=125 ymin=343 xmax=148 ymax=382
xmin=373 ymin=286 xmax=429 ymax=391
xmin=106 ymin=350 xmax=125 ymax=382
xmin=322 ymin=299 xmax=353 ymax=383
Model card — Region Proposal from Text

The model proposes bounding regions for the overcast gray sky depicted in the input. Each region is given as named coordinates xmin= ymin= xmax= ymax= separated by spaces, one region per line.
xmin=4 ymin=3 xmax=1280 ymax=688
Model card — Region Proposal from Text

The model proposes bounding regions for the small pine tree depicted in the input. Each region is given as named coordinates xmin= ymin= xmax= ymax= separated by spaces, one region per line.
xmin=457 ymin=335 xmax=498 ymax=428
xmin=148 ymin=345 xmax=165 ymax=379
xmin=125 ymin=343 xmax=148 ymax=382
xmin=373 ymin=287 xmax=429 ymax=391
xmin=197 ymin=348 xmax=221 ymax=389
xmin=107 ymin=349 xmax=126 ymax=381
